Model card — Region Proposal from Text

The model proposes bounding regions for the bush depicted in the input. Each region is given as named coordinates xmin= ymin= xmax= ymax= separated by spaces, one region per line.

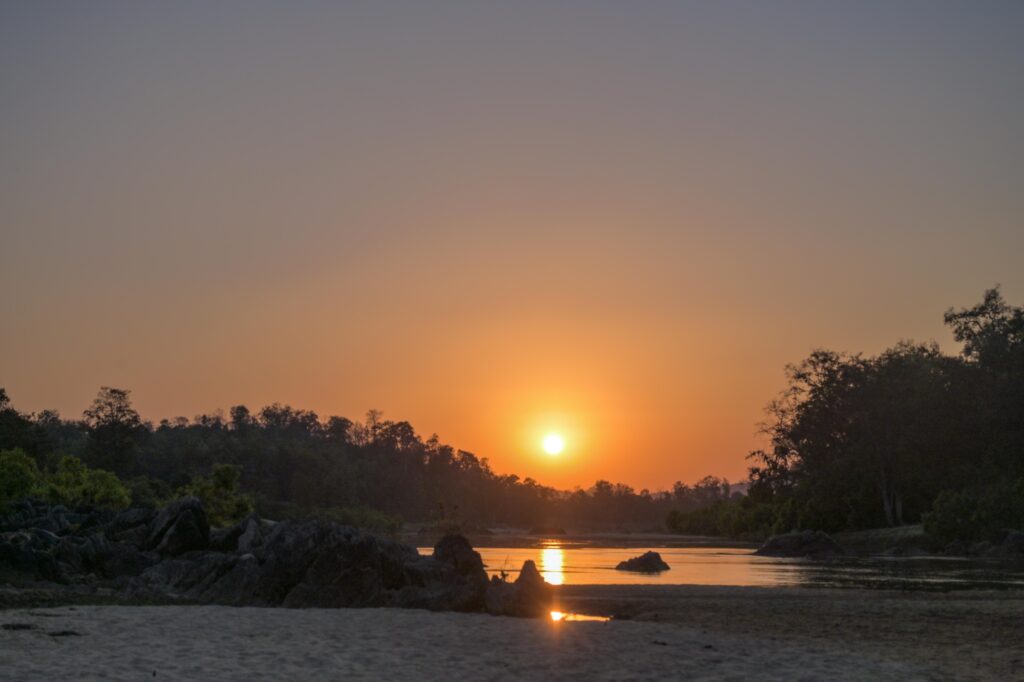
xmin=177 ymin=464 xmax=254 ymax=527
xmin=257 ymin=498 xmax=402 ymax=537
xmin=313 ymin=506 xmax=403 ymax=537
xmin=126 ymin=475 xmax=173 ymax=509
xmin=0 ymin=448 xmax=39 ymax=506
xmin=34 ymin=455 xmax=131 ymax=510
xmin=923 ymin=478 xmax=1024 ymax=544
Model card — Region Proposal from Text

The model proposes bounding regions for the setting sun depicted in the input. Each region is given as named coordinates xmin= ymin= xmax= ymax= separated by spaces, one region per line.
xmin=542 ymin=433 xmax=565 ymax=456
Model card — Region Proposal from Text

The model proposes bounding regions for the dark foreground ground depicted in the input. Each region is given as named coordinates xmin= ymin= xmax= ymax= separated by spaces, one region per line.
xmin=560 ymin=584 xmax=1024 ymax=681
xmin=2 ymin=584 xmax=1021 ymax=681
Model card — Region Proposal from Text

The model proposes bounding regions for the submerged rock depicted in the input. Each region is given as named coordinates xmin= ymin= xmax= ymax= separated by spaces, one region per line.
xmin=755 ymin=531 xmax=845 ymax=558
xmin=615 ymin=551 xmax=670 ymax=573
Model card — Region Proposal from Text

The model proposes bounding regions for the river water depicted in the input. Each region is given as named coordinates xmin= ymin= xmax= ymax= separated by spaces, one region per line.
xmin=418 ymin=541 xmax=1024 ymax=590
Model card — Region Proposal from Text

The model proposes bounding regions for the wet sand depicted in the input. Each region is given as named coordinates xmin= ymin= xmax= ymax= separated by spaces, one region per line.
xmin=2 ymin=585 xmax=1021 ymax=680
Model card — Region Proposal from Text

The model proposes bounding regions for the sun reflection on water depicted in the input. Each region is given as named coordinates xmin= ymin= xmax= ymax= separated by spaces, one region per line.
xmin=550 ymin=610 xmax=609 ymax=622
xmin=540 ymin=546 xmax=565 ymax=585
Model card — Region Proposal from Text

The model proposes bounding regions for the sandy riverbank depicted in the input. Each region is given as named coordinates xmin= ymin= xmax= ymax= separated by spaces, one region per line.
xmin=3 ymin=584 xmax=1020 ymax=680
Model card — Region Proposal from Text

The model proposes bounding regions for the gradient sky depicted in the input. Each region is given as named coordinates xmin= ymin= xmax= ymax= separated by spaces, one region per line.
xmin=2 ymin=1 xmax=1022 ymax=490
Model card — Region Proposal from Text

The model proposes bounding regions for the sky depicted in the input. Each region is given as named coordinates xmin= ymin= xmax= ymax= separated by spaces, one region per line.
xmin=2 ymin=1 xmax=1022 ymax=490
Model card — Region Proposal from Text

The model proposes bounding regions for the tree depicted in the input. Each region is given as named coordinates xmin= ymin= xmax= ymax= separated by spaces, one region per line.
xmin=82 ymin=387 xmax=143 ymax=475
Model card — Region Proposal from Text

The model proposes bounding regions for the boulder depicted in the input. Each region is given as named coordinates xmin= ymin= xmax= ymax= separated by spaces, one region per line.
xmin=615 ymin=551 xmax=670 ymax=573
xmin=1 ymin=497 xmax=542 ymax=617
xmin=755 ymin=531 xmax=845 ymax=558
xmin=433 ymin=534 xmax=485 ymax=577
xmin=146 ymin=498 xmax=210 ymax=556
xmin=0 ymin=530 xmax=62 ymax=581
xmin=484 ymin=560 xmax=553 ymax=617
xmin=396 ymin=533 xmax=488 ymax=612
xmin=208 ymin=514 xmax=262 ymax=553
xmin=55 ymin=532 xmax=155 ymax=579
xmin=988 ymin=530 xmax=1024 ymax=559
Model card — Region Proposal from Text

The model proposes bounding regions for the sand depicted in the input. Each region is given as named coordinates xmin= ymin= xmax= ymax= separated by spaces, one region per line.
xmin=1 ymin=586 xmax=1020 ymax=680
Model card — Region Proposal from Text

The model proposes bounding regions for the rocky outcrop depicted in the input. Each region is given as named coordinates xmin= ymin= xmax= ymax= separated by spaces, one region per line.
xmin=146 ymin=497 xmax=209 ymax=556
xmin=755 ymin=531 xmax=845 ymax=558
xmin=615 ymin=551 xmax=670 ymax=573
xmin=0 ymin=498 xmax=552 ymax=617
xmin=485 ymin=560 xmax=553 ymax=617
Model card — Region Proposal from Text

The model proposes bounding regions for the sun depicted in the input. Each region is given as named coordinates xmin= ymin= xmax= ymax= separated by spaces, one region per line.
xmin=542 ymin=433 xmax=565 ymax=456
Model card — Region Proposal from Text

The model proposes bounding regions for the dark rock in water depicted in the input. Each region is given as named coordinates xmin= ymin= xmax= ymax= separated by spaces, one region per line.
xmin=0 ymin=497 xmax=549 ymax=618
xmin=485 ymin=559 xmax=553 ymax=617
xmin=755 ymin=531 xmax=845 ymax=558
xmin=615 ymin=551 xmax=670 ymax=573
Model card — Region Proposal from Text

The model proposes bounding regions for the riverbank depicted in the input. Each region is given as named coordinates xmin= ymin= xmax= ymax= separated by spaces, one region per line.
xmin=2 ymin=585 xmax=1020 ymax=680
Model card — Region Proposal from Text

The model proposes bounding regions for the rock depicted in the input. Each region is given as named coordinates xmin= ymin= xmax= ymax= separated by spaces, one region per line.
xmin=146 ymin=498 xmax=209 ymax=556
xmin=433 ymin=534 xmax=485 ymax=577
xmin=484 ymin=560 xmax=553 ymax=617
xmin=0 ymin=530 xmax=62 ymax=581
xmin=55 ymin=531 xmax=156 ymax=579
xmin=237 ymin=516 xmax=266 ymax=553
xmin=615 ymin=551 xmax=670 ymax=573
xmin=1 ymin=497 xmax=538 ymax=618
xmin=755 ymin=531 xmax=845 ymax=558
xmin=208 ymin=514 xmax=262 ymax=553
xmin=403 ymin=533 xmax=488 ymax=612
xmin=989 ymin=530 xmax=1024 ymax=558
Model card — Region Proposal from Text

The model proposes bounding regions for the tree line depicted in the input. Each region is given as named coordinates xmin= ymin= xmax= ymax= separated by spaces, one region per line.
xmin=5 ymin=287 xmax=1018 ymax=543
xmin=668 ymin=287 xmax=1024 ymax=545
xmin=0 ymin=387 xmax=735 ymax=532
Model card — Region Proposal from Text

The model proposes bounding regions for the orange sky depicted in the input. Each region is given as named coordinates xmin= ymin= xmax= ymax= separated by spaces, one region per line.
xmin=2 ymin=3 xmax=1022 ymax=490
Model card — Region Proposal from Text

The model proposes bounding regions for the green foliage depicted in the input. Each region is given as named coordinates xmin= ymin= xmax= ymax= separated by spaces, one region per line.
xmin=923 ymin=478 xmax=1024 ymax=544
xmin=665 ymin=497 xmax=775 ymax=540
xmin=126 ymin=475 xmax=173 ymax=509
xmin=257 ymin=498 xmax=402 ymax=537
xmin=177 ymin=464 xmax=254 ymax=527
xmin=0 ymin=448 xmax=39 ymax=506
xmin=35 ymin=456 xmax=131 ymax=510
xmin=311 ymin=506 xmax=403 ymax=537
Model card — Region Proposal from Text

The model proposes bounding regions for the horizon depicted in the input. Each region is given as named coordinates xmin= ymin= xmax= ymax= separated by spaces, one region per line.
xmin=3 ymin=2 xmax=1022 ymax=491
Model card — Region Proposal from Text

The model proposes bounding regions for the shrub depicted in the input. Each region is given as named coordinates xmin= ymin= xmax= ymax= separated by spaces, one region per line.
xmin=923 ymin=479 xmax=1024 ymax=544
xmin=0 ymin=448 xmax=39 ymax=507
xmin=177 ymin=463 xmax=254 ymax=527
xmin=126 ymin=475 xmax=173 ymax=509
xmin=35 ymin=455 xmax=131 ymax=510
xmin=257 ymin=498 xmax=402 ymax=537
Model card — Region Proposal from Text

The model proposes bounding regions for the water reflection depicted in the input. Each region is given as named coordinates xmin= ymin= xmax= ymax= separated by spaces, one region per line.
xmin=540 ymin=546 xmax=565 ymax=585
xmin=432 ymin=545 xmax=1024 ymax=590
xmin=550 ymin=610 xmax=609 ymax=622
